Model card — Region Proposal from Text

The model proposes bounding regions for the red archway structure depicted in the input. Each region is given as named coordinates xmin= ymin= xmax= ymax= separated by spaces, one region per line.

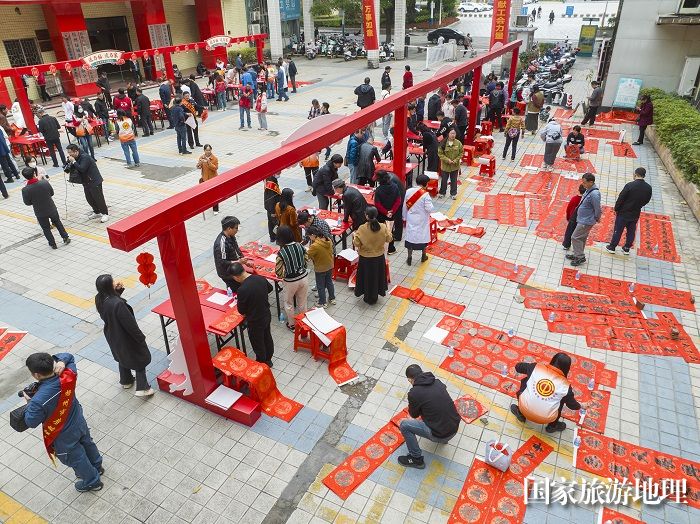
xmin=0 ymin=34 xmax=267 ymax=134
xmin=107 ymin=39 xmax=522 ymax=418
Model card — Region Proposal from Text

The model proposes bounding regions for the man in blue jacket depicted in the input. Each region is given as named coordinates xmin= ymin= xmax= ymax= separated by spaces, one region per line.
xmin=345 ymin=130 xmax=364 ymax=184
xmin=23 ymin=352 xmax=103 ymax=492
xmin=170 ymin=98 xmax=190 ymax=155
xmin=566 ymin=172 xmax=601 ymax=267
xmin=159 ymin=78 xmax=174 ymax=129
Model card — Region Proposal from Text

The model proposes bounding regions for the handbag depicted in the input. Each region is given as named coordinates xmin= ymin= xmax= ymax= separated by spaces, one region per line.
xmin=9 ymin=405 xmax=29 ymax=432
xmin=484 ymin=439 xmax=511 ymax=472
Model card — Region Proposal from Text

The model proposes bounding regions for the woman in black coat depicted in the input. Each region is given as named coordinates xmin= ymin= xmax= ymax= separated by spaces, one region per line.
xmin=418 ymin=123 xmax=439 ymax=172
xmin=95 ymin=274 xmax=153 ymax=396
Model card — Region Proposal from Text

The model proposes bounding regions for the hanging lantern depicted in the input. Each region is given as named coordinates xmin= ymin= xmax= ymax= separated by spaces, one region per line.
xmin=116 ymin=58 xmax=125 ymax=65
xmin=193 ymin=43 xmax=199 ymax=53
xmin=48 ymin=64 xmax=57 ymax=75
xmin=136 ymin=252 xmax=157 ymax=287
xmin=205 ymin=45 xmax=212 ymax=52
xmin=64 ymin=63 xmax=73 ymax=76
xmin=183 ymin=44 xmax=189 ymax=52
xmin=31 ymin=67 xmax=39 ymax=78
xmin=174 ymin=46 xmax=181 ymax=53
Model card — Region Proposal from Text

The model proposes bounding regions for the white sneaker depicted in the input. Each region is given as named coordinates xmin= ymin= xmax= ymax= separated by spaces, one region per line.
xmin=214 ymin=211 xmax=219 ymax=215
xmin=87 ymin=212 xmax=98 ymax=219
xmin=100 ymin=215 xmax=109 ymax=223
xmin=134 ymin=388 xmax=155 ymax=397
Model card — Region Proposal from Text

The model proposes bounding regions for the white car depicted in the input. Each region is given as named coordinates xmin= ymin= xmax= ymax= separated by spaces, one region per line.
xmin=458 ymin=2 xmax=479 ymax=12
xmin=475 ymin=2 xmax=492 ymax=11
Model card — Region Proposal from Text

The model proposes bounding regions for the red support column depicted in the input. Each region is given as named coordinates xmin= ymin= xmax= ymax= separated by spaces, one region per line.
xmin=11 ymin=75 xmax=37 ymax=134
xmin=42 ymin=3 xmax=94 ymax=98
xmin=392 ymin=104 xmax=408 ymax=185
xmin=162 ymin=52 xmax=175 ymax=82
xmin=466 ymin=66 xmax=482 ymax=145
xmin=131 ymin=0 xmax=169 ymax=79
xmin=195 ymin=0 xmax=228 ymax=68
xmin=0 ymin=77 xmax=11 ymax=108
xmin=256 ymin=40 xmax=264 ymax=64
xmin=157 ymin=222 xmax=217 ymax=402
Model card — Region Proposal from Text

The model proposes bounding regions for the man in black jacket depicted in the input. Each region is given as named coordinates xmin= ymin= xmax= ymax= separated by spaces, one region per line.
xmin=381 ymin=66 xmax=392 ymax=90
xmin=288 ymin=57 xmax=298 ymax=93
xmin=418 ymin=123 xmax=439 ymax=172
xmin=605 ymin=167 xmax=653 ymax=254
xmin=354 ymin=78 xmax=376 ymax=109
xmin=435 ymin=111 xmax=453 ymax=139
xmin=96 ymin=72 xmax=111 ymax=107
xmin=134 ymin=89 xmax=154 ymax=136
xmin=398 ymin=364 xmax=460 ymax=469
xmin=453 ymin=99 xmax=468 ymax=142
xmin=22 ymin=167 xmax=70 ymax=249
xmin=93 ymin=94 xmax=111 ymax=144
xmin=230 ymin=262 xmax=274 ymax=366
xmin=312 ymin=155 xmax=342 ymax=210
xmin=333 ymin=179 xmax=366 ymax=230
xmin=213 ymin=216 xmax=247 ymax=292
xmin=66 ymin=144 xmax=109 ymax=222
xmin=36 ymin=109 xmax=66 ymax=167
xmin=186 ymin=75 xmax=207 ymax=107
xmin=263 ymin=174 xmax=281 ymax=242
xmin=488 ymin=81 xmax=506 ymax=131
xmin=427 ymin=92 xmax=441 ymax=121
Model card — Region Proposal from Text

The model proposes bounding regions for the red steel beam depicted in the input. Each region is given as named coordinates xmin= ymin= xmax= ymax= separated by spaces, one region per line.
xmin=108 ymin=39 xmax=522 ymax=252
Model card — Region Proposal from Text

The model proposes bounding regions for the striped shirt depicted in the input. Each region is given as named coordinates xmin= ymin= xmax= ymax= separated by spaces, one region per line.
xmin=275 ymin=242 xmax=308 ymax=281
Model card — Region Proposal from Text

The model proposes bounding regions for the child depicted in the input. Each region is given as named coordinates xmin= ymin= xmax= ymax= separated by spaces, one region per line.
xmin=255 ymin=91 xmax=268 ymax=131
xmin=215 ymin=75 xmax=227 ymax=111
xmin=502 ymin=107 xmax=525 ymax=161
xmin=562 ymin=184 xmax=586 ymax=251
xmin=306 ymin=225 xmax=335 ymax=308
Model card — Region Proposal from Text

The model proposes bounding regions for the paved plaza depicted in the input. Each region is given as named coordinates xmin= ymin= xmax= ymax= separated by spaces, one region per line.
xmin=1 ymin=18 xmax=700 ymax=524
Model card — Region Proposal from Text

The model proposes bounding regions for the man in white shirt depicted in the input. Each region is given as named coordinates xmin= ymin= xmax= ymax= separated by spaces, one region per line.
xmin=61 ymin=96 xmax=74 ymax=123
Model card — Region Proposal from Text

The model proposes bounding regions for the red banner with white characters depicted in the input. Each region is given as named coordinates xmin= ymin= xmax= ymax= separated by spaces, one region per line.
xmin=490 ymin=0 xmax=511 ymax=47
xmin=361 ymin=0 xmax=379 ymax=50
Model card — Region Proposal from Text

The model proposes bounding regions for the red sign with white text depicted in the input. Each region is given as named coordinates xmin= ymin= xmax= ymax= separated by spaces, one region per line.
xmin=490 ymin=0 xmax=512 ymax=47
xmin=361 ymin=0 xmax=379 ymax=50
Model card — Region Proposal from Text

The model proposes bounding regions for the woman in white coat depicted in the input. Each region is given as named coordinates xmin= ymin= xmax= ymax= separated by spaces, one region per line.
xmin=539 ymin=117 xmax=563 ymax=170
xmin=10 ymin=99 xmax=27 ymax=134
xmin=402 ymin=173 xmax=434 ymax=266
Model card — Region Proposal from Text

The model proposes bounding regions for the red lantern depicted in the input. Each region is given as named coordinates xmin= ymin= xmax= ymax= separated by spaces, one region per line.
xmin=64 ymin=63 xmax=73 ymax=76
xmin=183 ymin=45 xmax=190 ymax=52
xmin=48 ymin=64 xmax=57 ymax=75
xmin=116 ymin=58 xmax=125 ymax=65
xmin=194 ymin=44 xmax=200 ymax=53
xmin=31 ymin=67 xmax=39 ymax=78
xmin=174 ymin=46 xmax=181 ymax=53
xmin=136 ymin=252 xmax=157 ymax=287
xmin=205 ymin=45 xmax=212 ymax=52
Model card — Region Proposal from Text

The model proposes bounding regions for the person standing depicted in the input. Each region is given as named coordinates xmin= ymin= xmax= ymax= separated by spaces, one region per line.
xmin=540 ymin=117 xmax=563 ymax=170
xmin=333 ymin=179 xmax=367 ymax=230
xmin=354 ymin=77 xmax=376 ymax=109
xmin=562 ymin=184 xmax=585 ymax=251
xmin=143 ymin=57 xmax=153 ymax=82
xmin=185 ymin=75 xmax=207 ymax=108
xmin=381 ymin=66 xmax=392 ymax=90
xmin=525 ymin=86 xmax=544 ymax=135
xmin=75 ymin=116 xmax=96 ymax=161
xmin=355 ymin=140 xmax=381 ymax=187
xmin=239 ymin=85 xmax=253 ymax=130
xmin=502 ymin=107 xmax=525 ymax=161
xmin=374 ymin=169 xmax=405 ymax=254
xmin=170 ymin=98 xmax=190 ymax=155
xmin=633 ymin=95 xmax=653 ymax=145
xmin=197 ymin=144 xmax=219 ymax=215
xmin=65 ymin=144 xmax=109 ymax=223
xmin=605 ymin=167 xmax=652 ymax=255
xmin=230 ymin=263 xmax=275 ymax=366
xmin=403 ymin=173 xmax=434 ymax=265
xmin=437 ymin=128 xmax=463 ymax=200
xmin=135 ymin=89 xmax=154 ymax=137
xmin=306 ymin=226 xmax=336 ymax=308
xmin=96 ymin=72 xmax=112 ymax=107
xmin=300 ymin=152 xmax=319 ymax=192
xmin=488 ymin=82 xmax=506 ymax=132
xmin=117 ymin=110 xmax=140 ymax=168
xmin=567 ymin=173 xmax=600 ymax=267
xmin=402 ymin=65 xmax=413 ymax=90
xmin=510 ymin=353 xmax=581 ymax=434
xmin=182 ymin=92 xmax=203 ymax=148
xmin=275 ymin=188 xmax=302 ymax=242
xmin=275 ymin=225 xmax=309 ymax=330
xmin=22 ymin=352 xmax=104 ymax=492
xmin=453 ymin=99 xmax=468 ymax=142
xmin=11 ymin=99 xmax=27 ymax=134
xmin=93 ymin=94 xmax=111 ymax=144
xmin=37 ymin=71 xmax=51 ymax=102
xmin=435 ymin=111 xmax=453 ymax=140
xmin=255 ymin=90 xmax=268 ymax=131
xmin=581 ymin=81 xmax=603 ymax=126
xmin=427 ymin=92 xmax=441 ymax=121
xmin=549 ymin=10 xmax=555 ymax=24
xmin=214 ymin=216 xmax=247 ymax=292
xmin=36 ymin=109 xmax=66 ymax=168
xmin=353 ymin=206 xmax=392 ymax=305
xmin=380 ymin=86 xmax=392 ymax=141
xmin=112 ymin=88 xmax=133 ymax=116
xmin=288 ymin=57 xmax=298 ymax=93
xmin=215 ymin=75 xmax=227 ymax=111
xmin=264 ymin=173 xmax=281 ymax=242
xmin=313 ymin=155 xmax=342 ymax=210
xmin=159 ymin=78 xmax=175 ymax=129
xmin=94 ymin=275 xmax=154 ymax=397
xmin=21 ymin=167 xmax=70 ymax=249
xmin=397 ymin=364 xmax=461 ymax=469
xmin=276 ymin=64 xmax=289 ymax=102
xmin=345 ymin=130 xmax=364 ymax=184
xmin=418 ymin=123 xmax=440 ymax=172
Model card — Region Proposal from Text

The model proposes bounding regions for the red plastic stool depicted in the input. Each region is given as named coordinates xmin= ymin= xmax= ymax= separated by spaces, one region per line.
xmin=478 ymin=155 xmax=496 ymax=178
xmin=462 ymin=145 xmax=475 ymax=166
xmin=429 ymin=218 xmax=438 ymax=244
xmin=480 ymin=120 xmax=493 ymax=136
xmin=474 ymin=137 xmax=492 ymax=156
xmin=293 ymin=314 xmax=320 ymax=355
xmin=333 ymin=254 xmax=357 ymax=281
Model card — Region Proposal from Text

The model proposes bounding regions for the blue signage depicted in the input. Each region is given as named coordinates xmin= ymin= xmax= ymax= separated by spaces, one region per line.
xmin=565 ymin=6 xmax=574 ymax=16
xmin=521 ymin=7 xmax=528 ymax=16
xmin=279 ymin=0 xmax=301 ymax=21
xmin=613 ymin=78 xmax=643 ymax=108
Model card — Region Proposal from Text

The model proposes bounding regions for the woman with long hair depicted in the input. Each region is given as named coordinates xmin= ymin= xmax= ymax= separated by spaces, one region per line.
xmin=94 ymin=274 xmax=153 ymax=397
xmin=353 ymin=206 xmax=392 ymax=305
xmin=275 ymin=188 xmax=302 ymax=241
xmin=274 ymin=225 xmax=309 ymax=330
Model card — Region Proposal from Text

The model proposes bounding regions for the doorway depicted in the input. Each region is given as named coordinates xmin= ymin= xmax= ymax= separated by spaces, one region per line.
xmin=86 ymin=16 xmax=134 ymax=83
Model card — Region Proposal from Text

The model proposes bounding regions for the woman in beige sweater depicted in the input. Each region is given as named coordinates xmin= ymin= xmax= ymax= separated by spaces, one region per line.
xmin=436 ymin=127 xmax=464 ymax=199
xmin=353 ymin=206 xmax=393 ymax=305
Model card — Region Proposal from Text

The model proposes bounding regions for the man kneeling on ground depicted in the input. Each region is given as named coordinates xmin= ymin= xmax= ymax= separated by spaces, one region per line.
xmin=510 ymin=353 xmax=582 ymax=433
xmin=398 ymin=364 xmax=461 ymax=469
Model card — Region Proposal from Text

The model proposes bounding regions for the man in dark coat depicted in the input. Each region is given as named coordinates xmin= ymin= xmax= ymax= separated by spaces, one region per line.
xmin=435 ymin=111 xmax=453 ymax=139
xmin=454 ymin=99 xmax=468 ymax=142
xmin=93 ymin=94 xmax=111 ymax=144
xmin=36 ymin=109 xmax=66 ymax=167
xmin=214 ymin=216 xmax=247 ymax=292
xmin=134 ymin=89 xmax=154 ymax=136
xmin=159 ymin=78 xmax=175 ymax=129
xmin=427 ymin=93 xmax=441 ymax=121
xmin=381 ymin=66 xmax=392 ymax=90
xmin=96 ymin=72 xmax=111 ymax=107
xmin=170 ymin=98 xmax=189 ymax=154
xmin=230 ymin=263 xmax=274 ymax=366
xmin=605 ymin=167 xmax=653 ymax=255
xmin=143 ymin=57 xmax=153 ymax=82
xmin=333 ymin=179 xmax=367 ymax=230
xmin=65 ymin=144 xmax=109 ymax=222
xmin=288 ymin=58 xmax=298 ymax=93
xmin=263 ymin=174 xmax=281 ymax=242
xmin=355 ymin=141 xmax=381 ymax=186
xmin=186 ymin=75 xmax=207 ymax=107
xmin=312 ymin=155 xmax=342 ymax=210
xmin=354 ymin=78 xmax=376 ymax=109
xmin=397 ymin=364 xmax=461 ymax=469
xmin=21 ymin=167 xmax=70 ymax=249
xmin=418 ymin=123 xmax=439 ymax=172
xmin=488 ymin=81 xmax=506 ymax=131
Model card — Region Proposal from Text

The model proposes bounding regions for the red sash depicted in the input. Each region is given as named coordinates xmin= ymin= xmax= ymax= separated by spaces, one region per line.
xmin=42 ymin=369 xmax=77 ymax=462
xmin=405 ymin=188 xmax=427 ymax=211
xmin=265 ymin=180 xmax=281 ymax=194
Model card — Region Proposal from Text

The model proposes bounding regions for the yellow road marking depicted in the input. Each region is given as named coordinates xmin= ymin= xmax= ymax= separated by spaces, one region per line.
xmin=0 ymin=492 xmax=47 ymax=523
xmin=47 ymin=290 xmax=94 ymax=310
xmin=0 ymin=209 xmax=110 ymax=244
xmin=103 ymin=177 xmax=178 ymax=195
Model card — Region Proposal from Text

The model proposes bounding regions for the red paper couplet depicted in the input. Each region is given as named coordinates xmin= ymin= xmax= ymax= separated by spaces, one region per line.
xmin=0 ymin=331 xmax=26 ymax=361
xmin=391 ymin=286 xmax=466 ymax=316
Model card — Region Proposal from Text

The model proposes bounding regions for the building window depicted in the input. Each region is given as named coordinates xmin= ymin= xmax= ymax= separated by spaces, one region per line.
xmin=3 ymin=38 xmax=42 ymax=68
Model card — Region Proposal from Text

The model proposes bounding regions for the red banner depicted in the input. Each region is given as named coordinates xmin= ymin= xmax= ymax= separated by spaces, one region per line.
xmin=361 ymin=0 xmax=379 ymax=51
xmin=490 ymin=0 xmax=511 ymax=47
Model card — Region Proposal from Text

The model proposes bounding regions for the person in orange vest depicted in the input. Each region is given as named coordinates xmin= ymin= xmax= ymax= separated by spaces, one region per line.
xmin=300 ymin=152 xmax=319 ymax=192
xmin=510 ymin=353 xmax=582 ymax=433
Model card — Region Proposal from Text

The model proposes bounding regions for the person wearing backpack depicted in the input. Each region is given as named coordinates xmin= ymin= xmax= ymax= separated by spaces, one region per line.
xmin=502 ymin=108 xmax=525 ymax=161
xmin=539 ymin=117 xmax=563 ymax=170
xmin=525 ymin=86 xmax=544 ymax=135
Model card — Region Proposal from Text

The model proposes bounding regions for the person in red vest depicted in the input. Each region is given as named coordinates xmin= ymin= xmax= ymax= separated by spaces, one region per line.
xmin=510 ymin=353 xmax=582 ymax=433
xmin=112 ymin=88 xmax=133 ymax=115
